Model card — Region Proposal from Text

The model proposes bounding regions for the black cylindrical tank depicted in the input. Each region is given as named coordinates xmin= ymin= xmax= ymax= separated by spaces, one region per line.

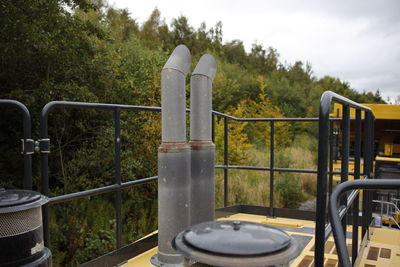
xmin=0 ymin=189 xmax=52 ymax=266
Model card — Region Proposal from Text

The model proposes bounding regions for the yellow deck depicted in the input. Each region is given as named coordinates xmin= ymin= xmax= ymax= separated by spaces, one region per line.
xmin=125 ymin=212 xmax=395 ymax=267
xmin=357 ymin=227 xmax=400 ymax=267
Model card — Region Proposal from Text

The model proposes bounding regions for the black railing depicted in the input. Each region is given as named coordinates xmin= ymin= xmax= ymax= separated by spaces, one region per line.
xmin=1 ymin=95 xmax=373 ymax=266
xmin=329 ymin=179 xmax=400 ymax=267
xmin=315 ymin=91 xmax=375 ymax=267
xmin=39 ymin=101 xmax=161 ymax=249
xmin=212 ymin=111 xmax=319 ymax=215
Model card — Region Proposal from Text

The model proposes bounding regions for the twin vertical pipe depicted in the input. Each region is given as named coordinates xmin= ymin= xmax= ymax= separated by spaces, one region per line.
xmin=155 ymin=47 xmax=217 ymax=266
xmin=190 ymin=54 xmax=217 ymax=225
xmin=156 ymin=45 xmax=192 ymax=266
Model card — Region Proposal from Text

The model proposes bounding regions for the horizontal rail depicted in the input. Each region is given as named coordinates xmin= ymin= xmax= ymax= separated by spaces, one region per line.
xmin=49 ymin=176 xmax=158 ymax=205
xmin=215 ymin=165 xmax=363 ymax=176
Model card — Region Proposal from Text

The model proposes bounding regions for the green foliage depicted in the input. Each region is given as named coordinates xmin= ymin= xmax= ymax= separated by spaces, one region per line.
xmin=0 ymin=0 xmax=386 ymax=265
xmin=276 ymin=172 xmax=306 ymax=209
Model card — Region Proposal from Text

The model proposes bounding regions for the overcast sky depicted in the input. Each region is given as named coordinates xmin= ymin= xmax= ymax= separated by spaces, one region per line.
xmin=112 ymin=0 xmax=400 ymax=102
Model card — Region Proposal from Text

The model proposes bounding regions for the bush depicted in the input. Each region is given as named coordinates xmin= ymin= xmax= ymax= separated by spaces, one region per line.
xmin=276 ymin=172 xmax=306 ymax=208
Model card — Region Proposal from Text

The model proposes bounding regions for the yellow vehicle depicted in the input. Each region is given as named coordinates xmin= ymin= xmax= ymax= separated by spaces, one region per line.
xmin=331 ymin=103 xmax=400 ymax=179
xmin=331 ymin=103 xmax=400 ymax=227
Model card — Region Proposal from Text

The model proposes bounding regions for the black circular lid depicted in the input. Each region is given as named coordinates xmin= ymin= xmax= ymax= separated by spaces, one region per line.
xmin=0 ymin=189 xmax=41 ymax=208
xmin=182 ymin=220 xmax=291 ymax=256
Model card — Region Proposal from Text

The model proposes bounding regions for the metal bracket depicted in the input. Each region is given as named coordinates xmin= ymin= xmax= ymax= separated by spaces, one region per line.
xmin=21 ymin=139 xmax=35 ymax=155
xmin=35 ymin=139 xmax=50 ymax=154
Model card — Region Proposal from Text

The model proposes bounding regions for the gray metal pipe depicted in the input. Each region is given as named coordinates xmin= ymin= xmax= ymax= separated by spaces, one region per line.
xmin=189 ymin=54 xmax=217 ymax=225
xmin=153 ymin=45 xmax=192 ymax=266
xmin=161 ymin=45 xmax=192 ymax=142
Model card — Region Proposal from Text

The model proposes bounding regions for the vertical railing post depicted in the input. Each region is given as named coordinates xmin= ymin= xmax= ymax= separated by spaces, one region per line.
xmin=362 ymin=111 xmax=374 ymax=237
xmin=352 ymin=109 xmax=361 ymax=264
xmin=40 ymin=106 xmax=50 ymax=247
xmin=315 ymin=93 xmax=331 ymax=267
xmin=21 ymin=106 xmax=33 ymax=190
xmin=224 ymin=117 xmax=229 ymax=207
xmin=269 ymin=120 xmax=275 ymax=217
xmin=366 ymin=111 xmax=375 ymax=228
xmin=114 ymin=108 xmax=122 ymax=249
xmin=328 ymin=120 xmax=334 ymax=198
xmin=341 ymin=105 xmax=350 ymax=232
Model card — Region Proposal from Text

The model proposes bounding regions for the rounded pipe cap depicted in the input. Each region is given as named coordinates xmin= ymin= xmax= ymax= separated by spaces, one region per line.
xmin=192 ymin=54 xmax=217 ymax=80
xmin=163 ymin=45 xmax=192 ymax=76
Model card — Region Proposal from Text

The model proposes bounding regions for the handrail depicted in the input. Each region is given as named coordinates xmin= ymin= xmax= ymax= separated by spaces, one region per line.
xmin=38 ymin=100 xmax=322 ymax=247
xmin=1 ymin=91 xmax=375 ymax=266
xmin=329 ymin=179 xmax=400 ymax=267
xmin=39 ymin=101 xmax=163 ymax=248
xmin=315 ymin=91 xmax=375 ymax=267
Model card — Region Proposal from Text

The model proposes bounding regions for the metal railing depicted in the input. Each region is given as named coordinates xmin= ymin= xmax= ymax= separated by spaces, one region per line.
xmin=1 ymin=94 xmax=374 ymax=266
xmin=1 ymin=99 xmax=326 ymax=263
xmin=329 ymin=179 xmax=400 ymax=267
xmin=39 ymin=101 xmax=161 ymax=249
xmin=212 ymin=111 xmax=319 ymax=216
xmin=372 ymin=200 xmax=400 ymax=228
xmin=315 ymin=91 xmax=375 ymax=267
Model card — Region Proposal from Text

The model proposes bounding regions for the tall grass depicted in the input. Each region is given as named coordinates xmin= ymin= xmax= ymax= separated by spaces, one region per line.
xmin=215 ymin=134 xmax=317 ymax=209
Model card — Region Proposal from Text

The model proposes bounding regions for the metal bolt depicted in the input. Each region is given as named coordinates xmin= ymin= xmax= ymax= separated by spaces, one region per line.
xmin=233 ymin=221 xmax=241 ymax=231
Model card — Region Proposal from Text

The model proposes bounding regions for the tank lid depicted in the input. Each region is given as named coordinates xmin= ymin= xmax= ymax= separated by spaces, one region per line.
xmin=181 ymin=220 xmax=291 ymax=256
xmin=0 ymin=189 xmax=41 ymax=208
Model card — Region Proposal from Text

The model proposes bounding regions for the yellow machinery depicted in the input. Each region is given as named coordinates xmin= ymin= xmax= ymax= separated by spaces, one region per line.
xmin=331 ymin=103 xmax=400 ymax=226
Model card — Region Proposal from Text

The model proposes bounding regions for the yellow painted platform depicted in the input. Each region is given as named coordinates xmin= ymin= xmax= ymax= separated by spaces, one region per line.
xmin=123 ymin=213 xmax=397 ymax=267
xmin=357 ymin=227 xmax=400 ymax=267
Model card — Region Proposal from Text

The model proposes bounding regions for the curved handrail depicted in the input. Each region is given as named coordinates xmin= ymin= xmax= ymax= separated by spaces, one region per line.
xmin=315 ymin=91 xmax=375 ymax=267
xmin=329 ymin=179 xmax=400 ymax=267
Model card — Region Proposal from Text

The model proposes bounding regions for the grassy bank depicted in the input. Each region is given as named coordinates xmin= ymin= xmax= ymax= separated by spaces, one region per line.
xmin=215 ymin=135 xmax=318 ymax=209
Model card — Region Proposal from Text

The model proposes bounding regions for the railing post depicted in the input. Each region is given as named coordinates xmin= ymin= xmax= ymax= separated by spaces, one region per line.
xmin=328 ymin=120 xmax=334 ymax=198
xmin=114 ymin=108 xmax=122 ymax=249
xmin=362 ymin=111 xmax=374 ymax=237
xmin=352 ymin=109 xmax=361 ymax=264
xmin=269 ymin=120 xmax=275 ymax=217
xmin=224 ymin=117 xmax=229 ymax=207
xmin=40 ymin=105 xmax=50 ymax=247
xmin=366 ymin=111 xmax=375 ymax=229
xmin=340 ymin=105 xmax=350 ymax=232
xmin=315 ymin=93 xmax=331 ymax=267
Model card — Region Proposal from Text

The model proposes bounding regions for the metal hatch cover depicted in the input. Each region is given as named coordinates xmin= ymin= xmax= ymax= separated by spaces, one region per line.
xmin=181 ymin=220 xmax=291 ymax=256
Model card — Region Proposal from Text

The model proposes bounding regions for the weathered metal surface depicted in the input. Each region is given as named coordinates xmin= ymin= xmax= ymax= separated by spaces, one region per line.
xmin=161 ymin=45 xmax=191 ymax=143
xmin=189 ymin=54 xmax=216 ymax=226
xmin=157 ymin=147 xmax=190 ymax=265
xmin=156 ymin=45 xmax=192 ymax=266
xmin=189 ymin=142 xmax=215 ymax=225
